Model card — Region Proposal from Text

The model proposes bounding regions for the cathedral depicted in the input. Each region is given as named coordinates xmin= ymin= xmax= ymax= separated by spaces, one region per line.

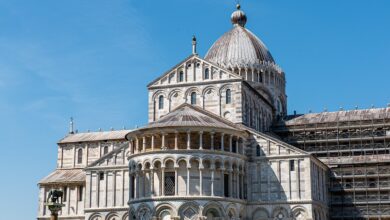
xmin=37 ymin=4 xmax=390 ymax=220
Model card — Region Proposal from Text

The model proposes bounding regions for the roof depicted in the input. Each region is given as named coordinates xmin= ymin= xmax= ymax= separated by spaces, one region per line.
xmin=140 ymin=104 xmax=241 ymax=131
xmin=39 ymin=169 xmax=85 ymax=185
xmin=205 ymin=26 xmax=275 ymax=69
xmin=284 ymin=107 xmax=390 ymax=125
xmin=58 ymin=129 xmax=132 ymax=144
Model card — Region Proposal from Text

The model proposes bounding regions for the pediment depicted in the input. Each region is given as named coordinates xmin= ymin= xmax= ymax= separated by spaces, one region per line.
xmin=87 ymin=143 xmax=128 ymax=168
xmin=245 ymin=127 xmax=308 ymax=157
xmin=148 ymin=54 xmax=241 ymax=88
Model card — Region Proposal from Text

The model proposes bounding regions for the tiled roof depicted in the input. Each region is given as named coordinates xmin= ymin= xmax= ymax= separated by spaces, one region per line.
xmin=205 ymin=26 xmax=275 ymax=69
xmin=141 ymin=104 xmax=240 ymax=131
xmin=284 ymin=108 xmax=390 ymax=125
xmin=58 ymin=130 xmax=132 ymax=144
xmin=39 ymin=169 xmax=85 ymax=185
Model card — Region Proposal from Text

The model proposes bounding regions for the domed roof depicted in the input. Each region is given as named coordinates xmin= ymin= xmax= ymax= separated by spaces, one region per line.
xmin=205 ymin=5 xmax=275 ymax=69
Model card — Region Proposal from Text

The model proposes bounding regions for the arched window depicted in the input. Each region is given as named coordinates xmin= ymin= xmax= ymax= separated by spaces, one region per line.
xmin=226 ymin=89 xmax=232 ymax=104
xmin=103 ymin=146 xmax=108 ymax=155
xmin=158 ymin=95 xmax=164 ymax=109
xmin=179 ymin=71 xmax=184 ymax=82
xmin=204 ymin=68 xmax=209 ymax=79
xmin=191 ymin=92 xmax=197 ymax=105
xmin=256 ymin=145 xmax=261 ymax=157
xmin=77 ymin=148 xmax=83 ymax=164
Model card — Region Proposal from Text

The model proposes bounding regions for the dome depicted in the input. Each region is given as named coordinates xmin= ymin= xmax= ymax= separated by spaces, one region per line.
xmin=205 ymin=5 xmax=275 ymax=69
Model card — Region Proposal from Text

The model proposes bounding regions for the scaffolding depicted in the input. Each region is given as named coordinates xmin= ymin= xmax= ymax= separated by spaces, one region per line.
xmin=273 ymin=110 xmax=390 ymax=220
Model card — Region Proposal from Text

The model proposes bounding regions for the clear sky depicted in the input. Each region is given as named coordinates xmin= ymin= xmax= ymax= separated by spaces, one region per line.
xmin=0 ymin=0 xmax=389 ymax=218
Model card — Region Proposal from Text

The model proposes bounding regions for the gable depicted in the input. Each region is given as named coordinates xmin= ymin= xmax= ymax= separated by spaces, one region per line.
xmin=148 ymin=55 xmax=241 ymax=88
xmin=86 ymin=142 xmax=129 ymax=169
xmin=245 ymin=126 xmax=308 ymax=157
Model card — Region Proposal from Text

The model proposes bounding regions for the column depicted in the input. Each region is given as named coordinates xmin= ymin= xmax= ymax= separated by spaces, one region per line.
xmin=174 ymin=132 xmax=178 ymax=150
xmin=135 ymin=138 xmax=139 ymax=153
xmin=199 ymin=164 xmax=203 ymax=195
xmin=240 ymin=172 xmax=244 ymax=199
xmin=175 ymin=167 xmax=178 ymax=196
xmin=221 ymin=167 xmax=225 ymax=197
xmin=150 ymin=168 xmax=155 ymax=196
xmin=161 ymin=168 xmax=165 ymax=196
xmin=210 ymin=132 xmax=215 ymax=150
xmin=296 ymin=159 xmax=300 ymax=199
xmin=187 ymin=166 xmax=191 ymax=195
xmin=129 ymin=139 xmax=133 ymax=154
xmin=142 ymin=136 xmax=146 ymax=152
xmin=151 ymin=135 xmax=155 ymax=151
xmin=105 ymin=171 xmax=108 ymax=206
xmin=235 ymin=138 xmax=239 ymax=154
xmin=161 ymin=133 xmax=166 ymax=149
xmin=211 ymin=163 xmax=215 ymax=196
xmin=134 ymin=172 xmax=139 ymax=199
xmin=187 ymin=131 xmax=191 ymax=150
xmin=228 ymin=168 xmax=233 ymax=197
xmin=235 ymin=170 xmax=239 ymax=199
xmin=229 ymin=135 xmax=233 ymax=152
xmin=112 ymin=171 xmax=116 ymax=206
xmin=199 ymin=131 xmax=203 ymax=150
xmin=221 ymin=133 xmax=225 ymax=151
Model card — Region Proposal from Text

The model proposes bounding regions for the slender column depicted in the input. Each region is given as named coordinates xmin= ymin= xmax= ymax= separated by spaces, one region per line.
xmin=241 ymin=172 xmax=245 ymax=199
xmin=229 ymin=135 xmax=233 ymax=152
xmin=112 ymin=171 xmax=116 ymax=206
xmin=150 ymin=168 xmax=155 ymax=196
xmin=161 ymin=133 xmax=166 ymax=149
xmin=175 ymin=167 xmax=178 ymax=196
xmin=211 ymin=163 xmax=215 ymax=196
xmin=235 ymin=138 xmax=239 ymax=154
xmin=135 ymin=138 xmax=139 ymax=153
xmin=186 ymin=167 xmax=191 ymax=195
xmin=142 ymin=136 xmax=146 ymax=152
xmin=221 ymin=133 xmax=225 ymax=151
xmin=228 ymin=168 xmax=233 ymax=197
xmin=129 ymin=139 xmax=133 ymax=154
xmin=174 ymin=132 xmax=178 ymax=150
xmin=199 ymin=165 xmax=203 ymax=195
xmin=235 ymin=170 xmax=239 ymax=199
xmin=187 ymin=131 xmax=191 ymax=150
xmin=151 ymin=135 xmax=155 ymax=151
xmin=161 ymin=168 xmax=165 ymax=196
xmin=210 ymin=132 xmax=215 ymax=150
xmin=296 ymin=159 xmax=300 ymax=199
xmin=199 ymin=131 xmax=203 ymax=150
xmin=221 ymin=167 xmax=225 ymax=197
xmin=105 ymin=171 xmax=108 ymax=206
xmin=134 ymin=172 xmax=139 ymax=199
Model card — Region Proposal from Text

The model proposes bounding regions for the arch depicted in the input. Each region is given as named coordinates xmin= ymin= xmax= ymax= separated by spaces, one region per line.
xmin=122 ymin=211 xmax=130 ymax=220
xmin=252 ymin=207 xmax=269 ymax=219
xmin=89 ymin=213 xmax=103 ymax=220
xmin=292 ymin=206 xmax=308 ymax=220
xmin=225 ymin=203 xmax=238 ymax=219
xmin=152 ymin=90 xmax=167 ymax=101
xmin=202 ymin=201 xmax=225 ymax=218
xmin=155 ymin=202 xmax=178 ymax=217
xmin=178 ymin=201 xmax=200 ymax=220
xmin=105 ymin=212 xmax=119 ymax=220
xmin=184 ymin=87 xmax=200 ymax=97
xmin=272 ymin=206 xmax=290 ymax=219
xmin=218 ymin=84 xmax=233 ymax=96
xmin=163 ymin=157 xmax=176 ymax=168
xmin=136 ymin=203 xmax=153 ymax=220
xmin=202 ymin=85 xmax=217 ymax=97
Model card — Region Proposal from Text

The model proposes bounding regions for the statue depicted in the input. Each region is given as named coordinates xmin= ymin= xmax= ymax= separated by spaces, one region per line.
xmin=47 ymin=189 xmax=63 ymax=204
xmin=45 ymin=189 xmax=65 ymax=220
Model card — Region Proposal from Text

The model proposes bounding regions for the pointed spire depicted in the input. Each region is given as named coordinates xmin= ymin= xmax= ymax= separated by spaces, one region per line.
xmin=69 ymin=117 xmax=74 ymax=134
xmin=192 ymin=35 xmax=197 ymax=55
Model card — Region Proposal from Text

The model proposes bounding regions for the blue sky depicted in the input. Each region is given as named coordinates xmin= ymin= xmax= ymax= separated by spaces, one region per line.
xmin=0 ymin=0 xmax=389 ymax=218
